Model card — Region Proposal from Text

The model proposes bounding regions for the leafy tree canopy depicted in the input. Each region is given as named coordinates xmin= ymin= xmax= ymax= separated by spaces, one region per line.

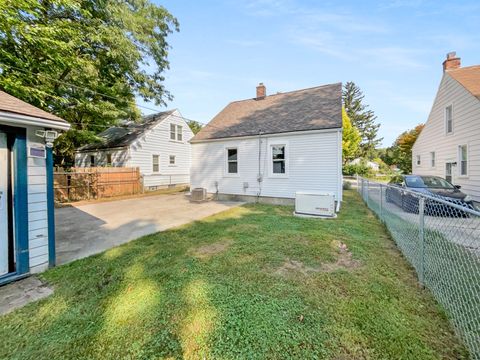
xmin=186 ymin=120 xmax=203 ymax=135
xmin=383 ymin=123 xmax=424 ymax=174
xmin=342 ymin=107 xmax=361 ymax=164
xmin=0 ymin=0 xmax=178 ymax=166
xmin=342 ymin=81 xmax=382 ymax=159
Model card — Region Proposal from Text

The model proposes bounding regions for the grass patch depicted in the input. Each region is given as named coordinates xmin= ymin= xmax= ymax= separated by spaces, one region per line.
xmin=0 ymin=191 xmax=468 ymax=359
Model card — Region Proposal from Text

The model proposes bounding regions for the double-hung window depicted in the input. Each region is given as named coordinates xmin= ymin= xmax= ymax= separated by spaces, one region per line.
xmin=459 ymin=145 xmax=468 ymax=176
xmin=226 ymin=148 xmax=238 ymax=174
xmin=152 ymin=155 xmax=159 ymax=173
xmin=272 ymin=145 xmax=286 ymax=174
xmin=416 ymin=155 xmax=421 ymax=166
xmin=170 ymin=123 xmax=183 ymax=141
xmin=169 ymin=155 xmax=176 ymax=165
xmin=445 ymin=105 xmax=453 ymax=134
xmin=430 ymin=151 xmax=435 ymax=168
xmin=177 ymin=125 xmax=183 ymax=141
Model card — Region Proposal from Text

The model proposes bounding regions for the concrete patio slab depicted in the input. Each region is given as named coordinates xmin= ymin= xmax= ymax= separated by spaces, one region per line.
xmin=55 ymin=193 xmax=243 ymax=265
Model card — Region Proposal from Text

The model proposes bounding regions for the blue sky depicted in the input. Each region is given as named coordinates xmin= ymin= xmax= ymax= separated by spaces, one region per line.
xmin=140 ymin=0 xmax=480 ymax=146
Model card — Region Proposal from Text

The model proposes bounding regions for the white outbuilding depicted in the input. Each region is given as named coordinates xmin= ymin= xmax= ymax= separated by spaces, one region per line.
xmin=0 ymin=90 xmax=70 ymax=284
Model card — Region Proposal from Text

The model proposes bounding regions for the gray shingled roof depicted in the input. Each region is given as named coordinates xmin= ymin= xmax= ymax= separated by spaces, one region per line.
xmin=78 ymin=110 xmax=175 ymax=151
xmin=191 ymin=83 xmax=342 ymax=142
xmin=0 ymin=90 xmax=67 ymax=123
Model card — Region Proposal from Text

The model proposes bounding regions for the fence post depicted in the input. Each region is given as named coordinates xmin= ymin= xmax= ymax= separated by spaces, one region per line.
xmin=366 ymin=180 xmax=370 ymax=207
xmin=418 ymin=197 xmax=425 ymax=287
xmin=379 ymin=184 xmax=383 ymax=221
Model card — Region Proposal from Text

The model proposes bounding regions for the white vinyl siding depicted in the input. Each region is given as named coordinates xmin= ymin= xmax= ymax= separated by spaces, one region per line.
xmin=412 ymin=73 xmax=480 ymax=200
xmin=128 ymin=110 xmax=193 ymax=188
xmin=191 ymin=130 xmax=342 ymax=201
xmin=75 ymin=110 xmax=193 ymax=188
xmin=27 ymin=127 xmax=49 ymax=273
xmin=75 ymin=150 xmax=128 ymax=167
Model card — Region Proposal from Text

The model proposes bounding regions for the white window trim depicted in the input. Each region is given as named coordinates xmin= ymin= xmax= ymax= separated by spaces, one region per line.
xmin=169 ymin=123 xmax=184 ymax=143
xmin=169 ymin=123 xmax=176 ymax=141
xmin=224 ymin=146 xmax=240 ymax=177
xmin=416 ymin=154 xmax=421 ymax=167
xmin=269 ymin=142 xmax=289 ymax=178
xmin=169 ymin=155 xmax=176 ymax=166
xmin=152 ymin=154 xmax=160 ymax=173
xmin=458 ymin=144 xmax=468 ymax=178
xmin=176 ymin=125 xmax=183 ymax=142
xmin=430 ymin=151 xmax=436 ymax=168
xmin=445 ymin=104 xmax=454 ymax=135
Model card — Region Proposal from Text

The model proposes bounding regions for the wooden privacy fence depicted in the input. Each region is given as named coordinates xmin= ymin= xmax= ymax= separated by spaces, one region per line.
xmin=54 ymin=167 xmax=142 ymax=203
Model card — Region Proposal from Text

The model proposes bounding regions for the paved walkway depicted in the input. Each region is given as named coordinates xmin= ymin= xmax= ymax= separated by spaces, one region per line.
xmin=55 ymin=193 xmax=242 ymax=264
xmin=0 ymin=277 xmax=53 ymax=315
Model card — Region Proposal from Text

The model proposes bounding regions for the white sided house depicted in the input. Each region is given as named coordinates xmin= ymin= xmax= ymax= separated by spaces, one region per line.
xmin=412 ymin=53 xmax=480 ymax=201
xmin=190 ymin=83 xmax=343 ymax=206
xmin=75 ymin=110 xmax=194 ymax=190
xmin=0 ymin=90 xmax=70 ymax=284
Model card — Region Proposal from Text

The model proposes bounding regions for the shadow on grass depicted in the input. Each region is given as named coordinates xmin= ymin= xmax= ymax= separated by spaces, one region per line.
xmin=0 ymin=191 xmax=470 ymax=359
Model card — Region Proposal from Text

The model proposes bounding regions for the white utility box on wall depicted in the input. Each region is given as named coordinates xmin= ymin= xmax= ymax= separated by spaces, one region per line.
xmin=294 ymin=191 xmax=336 ymax=218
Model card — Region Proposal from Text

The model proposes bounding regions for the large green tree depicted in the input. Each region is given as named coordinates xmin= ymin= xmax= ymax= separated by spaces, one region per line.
xmin=186 ymin=120 xmax=203 ymax=135
xmin=342 ymin=81 xmax=382 ymax=158
xmin=384 ymin=124 xmax=424 ymax=173
xmin=0 ymin=0 xmax=178 ymax=166
xmin=342 ymin=107 xmax=361 ymax=164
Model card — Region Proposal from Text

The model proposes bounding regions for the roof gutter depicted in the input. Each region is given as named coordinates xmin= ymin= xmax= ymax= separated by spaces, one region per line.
xmin=190 ymin=127 xmax=342 ymax=144
xmin=0 ymin=111 xmax=71 ymax=131
xmin=76 ymin=145 xmax=128 ymax=153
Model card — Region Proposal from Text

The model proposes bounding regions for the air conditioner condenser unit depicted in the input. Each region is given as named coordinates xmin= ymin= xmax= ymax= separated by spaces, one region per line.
xmin=294 ymin=191 xmax=336 ymax=218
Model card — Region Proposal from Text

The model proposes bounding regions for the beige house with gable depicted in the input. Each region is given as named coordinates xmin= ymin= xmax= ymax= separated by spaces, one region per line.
xmin=412 ymin=52 xmax=480 ymax=201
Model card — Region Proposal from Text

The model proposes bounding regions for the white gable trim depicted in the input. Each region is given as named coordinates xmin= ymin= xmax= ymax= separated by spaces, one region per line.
xmin=0 ymin=111 xmax=70 ymax=131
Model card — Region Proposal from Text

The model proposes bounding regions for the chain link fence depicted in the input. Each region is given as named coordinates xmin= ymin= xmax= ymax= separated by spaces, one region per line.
xmin=357 ymin=176 xmax=480 ymax=359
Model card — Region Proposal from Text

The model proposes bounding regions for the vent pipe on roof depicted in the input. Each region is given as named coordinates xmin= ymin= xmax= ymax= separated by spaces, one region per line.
xmin=256 ymin=83 xmax=266 ymax=100
xmin=443 ymin=52 xmax=461 ymax=72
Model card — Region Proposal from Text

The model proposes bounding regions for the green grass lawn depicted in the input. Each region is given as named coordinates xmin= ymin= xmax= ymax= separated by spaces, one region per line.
xmin=0 ymin=190 xmax=468 ymax=359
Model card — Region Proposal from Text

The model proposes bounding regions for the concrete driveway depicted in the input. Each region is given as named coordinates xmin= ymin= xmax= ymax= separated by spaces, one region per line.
xmin=55 ymin=194 xmax=242 ymax=265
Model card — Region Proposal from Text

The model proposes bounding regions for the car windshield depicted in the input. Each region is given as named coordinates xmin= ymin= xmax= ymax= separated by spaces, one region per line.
xmin=405 ymin=176 xmax=454 ymax=189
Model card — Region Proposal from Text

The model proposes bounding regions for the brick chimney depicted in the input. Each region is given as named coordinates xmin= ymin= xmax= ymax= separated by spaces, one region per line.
xmin=256 ymin=83 xmax=266 ymax=99
xmin=443 ymin=52 xmax=461 ymax=72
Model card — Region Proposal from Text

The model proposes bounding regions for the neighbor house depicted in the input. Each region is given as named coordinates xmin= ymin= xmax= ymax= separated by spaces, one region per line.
xmin=75 ymin=110 xmax=193 ymax=190
xmin=0 ymin=90 xmax=70 ymax=284
xmin=349 ymin=158 xmax=380 ymax=172
xmin=412 ymin=52 xmax=480 ymax=201
xmin=190 ymin=83 xmax=343 ymax=206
